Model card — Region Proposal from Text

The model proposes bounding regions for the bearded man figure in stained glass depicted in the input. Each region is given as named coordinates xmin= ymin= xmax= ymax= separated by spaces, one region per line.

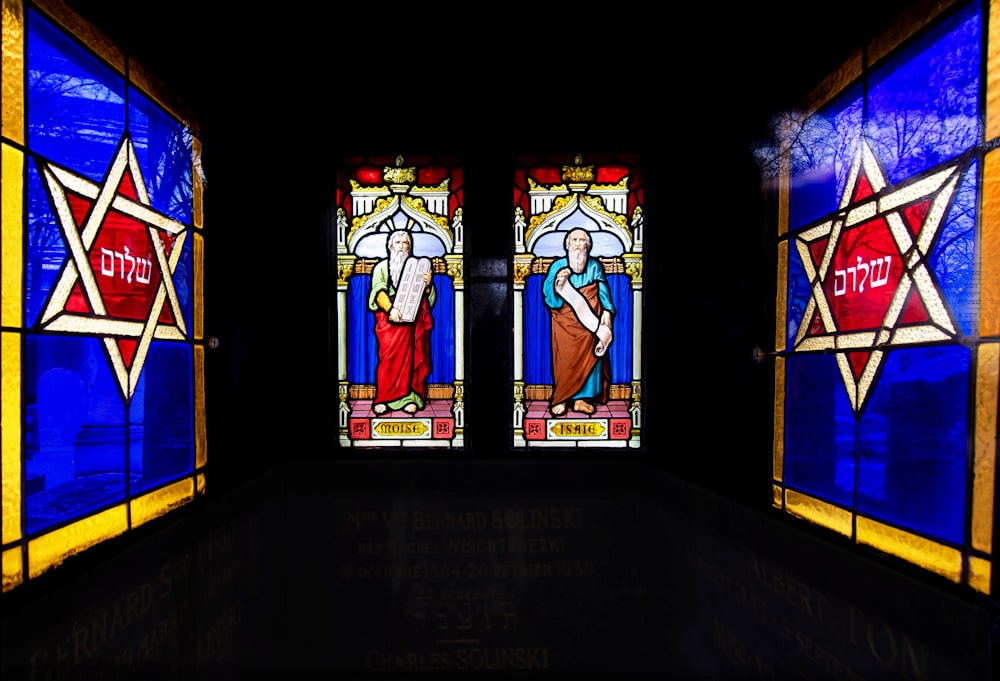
xmin=542 ymin=228 xmax=615 ymax=416
xmin=367 ymin=229 xmax=436 ymax=415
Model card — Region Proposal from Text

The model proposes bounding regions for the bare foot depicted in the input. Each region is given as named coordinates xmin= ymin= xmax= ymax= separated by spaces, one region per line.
xmin=373 ymin=403 xmax=387 ymax=415
xmin=550 ymin=402 xmax=566 ymax=416
xmin=573 ymin=399 xmax=595 ymax=415
xmin=403 ymin=403 xmax=418 ymax=414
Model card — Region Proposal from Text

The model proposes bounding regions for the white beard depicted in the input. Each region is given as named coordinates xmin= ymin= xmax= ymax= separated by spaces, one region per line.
xmin=389 ymin=249 xmax=408 ymax=288
xmin=568 ymin=246 xmax=588 ymax=274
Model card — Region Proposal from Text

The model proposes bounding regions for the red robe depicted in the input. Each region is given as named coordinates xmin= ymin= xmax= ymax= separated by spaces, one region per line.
xmin=373 ymin=297 xmax=433 ymax=405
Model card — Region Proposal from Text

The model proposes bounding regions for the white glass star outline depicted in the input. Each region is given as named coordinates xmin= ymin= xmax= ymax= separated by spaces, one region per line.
xmin=791 ymin=140 xmax=961 ymax=412
xmin=37 ymin=134 xmax=189 ymax=402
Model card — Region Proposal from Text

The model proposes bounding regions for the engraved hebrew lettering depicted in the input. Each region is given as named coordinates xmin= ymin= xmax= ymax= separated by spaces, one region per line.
xmin=835 ymin=269 xmax=846 ymax=296
xmin=124 ymin=245 xmax=136 ymax=284
xmin=856 ymin=256 xmax=869 ymax=293
xmin=136 ymin=257 xmax=152 ymax=284
xmin=870 ymin=256 xmax=891 ymax=288
xmin=101 ymin=247 xmax=114 ymax=276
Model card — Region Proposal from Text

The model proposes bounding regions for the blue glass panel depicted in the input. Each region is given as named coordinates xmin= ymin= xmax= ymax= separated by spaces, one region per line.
xmin=866 ymin=2 xmax=980 ymax=184
xmin=788 ymin=85 xmax=863 ymax=231
xmin=784 ymin=354 xmax=856 ymax=507
xmin=931 ymin=161 xmax=977 ymax=336
xmin=347 ymin=274 xmax=374 ymax=384
xmin=348 ymin=272 xmax=456 ymax=385
xmin=786 ymin=244 xmax=810 ymax=348
xmin=856 ymin=346 xmax=968 ymax=542
xmin=428 ymin=273 xmax=455 ymax=385
xmin=525 ymin=275 xmax=552 ymax=384
xmin=24 ymin=335 xmax=127 ymax=535
xmin=132 ymin=343 xmax=194 ymax=494
xmin=128 ymin=86 xmax=193 ymax=222
xmin=608 ymin=274 xmax=632 ymax=383
xmin=524 ymin=273 xmax=634 ymax=385
xmin=25 ymin=160 xmax=67 ymax=327
xmin=174 ymin=234 xmax=194 ymax=337
xmin=26 ymin=9 xmax=125 ymax=181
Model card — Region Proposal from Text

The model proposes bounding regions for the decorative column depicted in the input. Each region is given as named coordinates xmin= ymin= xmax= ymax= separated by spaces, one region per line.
xmin=512 ymin=254 xmax=532 ymax=446
xmin=625 ymin=211 xmax=643 ymax=447
xmin=337 ymin=255 xmax=355 ymax=445
xmin=446 ymin=254 xmax=465 ymax=442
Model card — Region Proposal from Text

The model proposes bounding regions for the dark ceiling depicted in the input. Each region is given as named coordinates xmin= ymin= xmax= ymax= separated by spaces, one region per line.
xmin=64 ymin=0 xmax=917 ymax=156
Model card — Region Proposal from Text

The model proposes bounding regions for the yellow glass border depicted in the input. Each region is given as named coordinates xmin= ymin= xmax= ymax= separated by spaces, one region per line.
xmin=1 ymin=143 xmax=23 ymax=328
xmin=969 ymin=555 xmax=992 ymax=594
xmin=1 ymin=332 xmax=21 ymax=545
xmin=772 ymin=355 xmax=785 ymax=482
xmin=192 ymin=138 xmax=204 ymax=230
xmin=784 ymin=489 xmax=853 ymax=537
xmin=987 ymin=4 xmax=1000 ymax=338
xmin=987 ymin=0 xmax=1000 ymax=142
xmin=981 ymin=150 xmax=1000 ymax=337
xmin=774 ymin=241 xmax=788 ymax=354
xmin=786 ymin=488 xmax=971 ymax=588
xmin=130 ymin=477 xmax=195 ymax=527
xmin=193 ymin=231 xmax=204 ymax=340
xmin=973 ymin=344 xmax=998 ymax=553
xmin=27 ymin=505 xmax=128 ymax=579
xmin=777 ymin=114 xmax=791 ymax=238
xmin=1 ymin=0 xmax=24 ymax=146
xmin=2 ymin=546 xmax=23 ymax=592
xmin=856 ymin=515 xmax=962 ymax=583
xmin=195 ymin=344 xmax=206 ymax=469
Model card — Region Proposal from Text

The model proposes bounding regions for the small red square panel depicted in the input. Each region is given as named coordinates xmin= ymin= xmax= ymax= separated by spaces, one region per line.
xmin=525 ymin=419 xmax=546 ymax=440
xmin=349 ymin=418 xmax=370 ymax=440
xmin=609 ymin=419 xmax=631 ymax=440
xmin=432 ymin=418 xmax=454 ymax=439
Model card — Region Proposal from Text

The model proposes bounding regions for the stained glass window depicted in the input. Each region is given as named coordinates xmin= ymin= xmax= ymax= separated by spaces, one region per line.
xmin=763 ymin=0 xmax=998 ymax=595
xmin=512 ymin=153 xmax=643 ymax=449
xmin=1 ymin=1 xmax=206 ymax=591
xmin=335 ymin=154 xmax=464 ymax=448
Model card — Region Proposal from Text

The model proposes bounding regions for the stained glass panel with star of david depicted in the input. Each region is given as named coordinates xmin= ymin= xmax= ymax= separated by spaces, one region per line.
xmin=1 ymin=1 xmax=206 ymax=591
xmin=767 ymin=0 xmax=999 ymax=596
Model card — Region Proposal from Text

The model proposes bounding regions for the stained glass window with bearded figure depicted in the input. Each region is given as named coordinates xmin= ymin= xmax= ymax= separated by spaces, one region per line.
xmin=335 ymin=154 xmax=465 ymax=449
xmin=512 ymin=153 xmax=644 ymax=450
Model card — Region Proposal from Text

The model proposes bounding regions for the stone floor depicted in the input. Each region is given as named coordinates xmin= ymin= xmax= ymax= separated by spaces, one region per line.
xmin=2 ymin=459 xmax=996 ymax=679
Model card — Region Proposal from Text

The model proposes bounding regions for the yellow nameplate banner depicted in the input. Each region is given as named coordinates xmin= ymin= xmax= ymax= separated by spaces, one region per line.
xmin=547 ymin=419 xmax=608 ymax=439
xmin=372 ymin=419 xmax=431 ymax=439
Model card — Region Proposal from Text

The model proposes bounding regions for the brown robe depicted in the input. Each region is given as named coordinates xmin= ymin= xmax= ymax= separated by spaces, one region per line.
xmin=549 ymin=282 xmax=610 ymax=407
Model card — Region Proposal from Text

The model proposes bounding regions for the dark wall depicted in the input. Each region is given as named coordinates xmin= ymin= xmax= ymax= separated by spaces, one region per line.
xmin=65 ymin=0 xmax=915 ymax=504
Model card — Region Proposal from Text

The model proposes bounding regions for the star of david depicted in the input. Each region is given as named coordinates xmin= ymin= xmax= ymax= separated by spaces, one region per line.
xmin=791 ymin=140 xmax=961 ymax=414
xmin=37 ymin=134 xmax=188 ymax=403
